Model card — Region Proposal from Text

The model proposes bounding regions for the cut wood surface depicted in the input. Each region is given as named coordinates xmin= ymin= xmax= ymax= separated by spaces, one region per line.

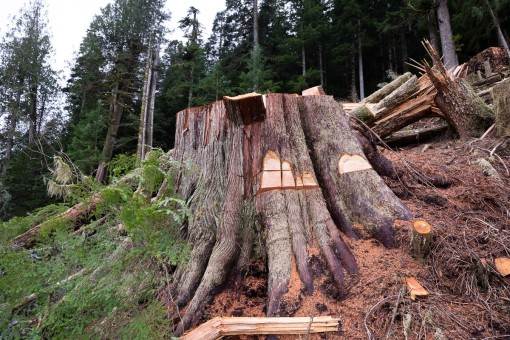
xmin=405 ymin=277 xmax=429 ymax=300
xmin=302 ymin=85 xmax=326 ymax=96
xmin=338 ymin=153 xmax=372 ymax=174
xmin=410 ymin=221 xmax=433 ymax=263
xmin=223 ymin=92 xmax=266 ymax=125
xmin=494 ymin=257 xmax=510 ymax=276
xmin=181 ymin=316 xmax=340 ymax=340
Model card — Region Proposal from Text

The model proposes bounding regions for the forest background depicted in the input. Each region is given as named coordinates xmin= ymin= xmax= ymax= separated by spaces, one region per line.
xmin=0 ymin=0 xmax=509 ymax=219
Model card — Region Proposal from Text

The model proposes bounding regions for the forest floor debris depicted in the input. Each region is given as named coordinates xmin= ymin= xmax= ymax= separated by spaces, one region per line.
xmin=200 ymin=136 xmax=510 ymax=339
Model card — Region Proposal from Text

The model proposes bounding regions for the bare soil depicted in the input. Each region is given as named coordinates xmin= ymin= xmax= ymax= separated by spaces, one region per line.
xmin=201 ymin=136 xmax=510 ymax=339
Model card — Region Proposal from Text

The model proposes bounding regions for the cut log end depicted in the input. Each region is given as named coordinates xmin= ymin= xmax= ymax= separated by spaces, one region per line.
xmin=410 ymin=221 xmax=433 ymax=263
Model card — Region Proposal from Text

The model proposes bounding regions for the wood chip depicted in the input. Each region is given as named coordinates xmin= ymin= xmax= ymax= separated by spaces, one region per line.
xmin=494 ymin=257 xmax=510 ymax=276
xmin=405 ymin=277 xmax=429 ymax=300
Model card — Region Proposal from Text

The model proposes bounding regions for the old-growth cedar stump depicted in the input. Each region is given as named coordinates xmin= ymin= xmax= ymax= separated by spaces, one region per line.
xmin=170 ymin=93 xmax=412 ymax=335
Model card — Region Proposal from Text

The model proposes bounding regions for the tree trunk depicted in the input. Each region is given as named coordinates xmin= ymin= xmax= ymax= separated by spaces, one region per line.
xmin=428 ymin=8 xmax=441 ymax=55
xmin=28 ymin=84 xmax=38 ymax=144
xmin=301 ymin=44 xmax=306 ymax=76
xmin=483 ymin=0 xmax=510 ymax=57
xmin=423 ymin=41 xmax=493 ymax=138
xmin=492 ymin=78 xmax=510 ymax=137
xmin=136 ymin=47 xmax=153 ymax=163
xmin=170 ymin=92 xmax=411 ymax=335
xmin=358 ymin=20 xmax=365 ymax=100
xmin=96 ymin=82 xmax=124 ymax=183
xmin=319 ymin=42 xmax=324 ymax=86
xmin=2 ymin=91 xmax=22 ymax=176
xmin=436 ymin=0 xmax=459 ymax=70
xmin=350 ymin=52 xmax=359 ymax=102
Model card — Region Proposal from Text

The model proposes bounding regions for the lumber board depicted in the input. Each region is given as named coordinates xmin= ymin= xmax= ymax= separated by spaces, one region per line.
xmin=181 ymin=316 xmax=340 ymax=340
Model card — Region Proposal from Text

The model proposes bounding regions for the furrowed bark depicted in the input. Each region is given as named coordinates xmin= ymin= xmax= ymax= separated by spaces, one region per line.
xmin=171 ymin=92 xmax=413 ymax=334
xmin=299 ymin=96 xmax=412 ymax=247
xmin=423 ymin=40 xmax=494 ymax=138
xmin=492 ymin=78 xmax=510 ymax=137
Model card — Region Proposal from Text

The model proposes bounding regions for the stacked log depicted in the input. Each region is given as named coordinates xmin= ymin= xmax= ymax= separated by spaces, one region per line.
xmin=342 ymin=43 xmax=509 ymax=143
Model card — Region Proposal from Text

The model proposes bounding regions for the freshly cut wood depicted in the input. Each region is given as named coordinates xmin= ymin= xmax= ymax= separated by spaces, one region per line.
xmin=405 ymin=277 xmax=429 ymax=300
xmin=363 ymin=72 xmax=413 ymax=104
xmin=422 ymin=40 xmax=494 ymax=138
xmin=223 ymin=92 xmax=266 ymax=125
xmin=410 ymin=221 xmax=433 ymax=263
xmin=338 ymin=153 xmax=372 ymax=174
xmin=492 ymin=78 xmax=510 ymax=137
xmin=494 ymin=257 xmax=510 ymax=276
xmin=182 ymin=316 xmax=340 ymax=340
xmin=302 ymin=85 xmax=326 ymax=96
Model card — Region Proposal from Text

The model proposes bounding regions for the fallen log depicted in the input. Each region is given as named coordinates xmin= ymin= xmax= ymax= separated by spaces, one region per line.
xmin=362 ymin=72 xmax=413 ymax=104
xmin=383 ymin=124 xmax=449 ymax=147
xmin=181 ymin=316 xmax=340 ymax=340
xmin=9 ymin=193 xmax=102 ymax=249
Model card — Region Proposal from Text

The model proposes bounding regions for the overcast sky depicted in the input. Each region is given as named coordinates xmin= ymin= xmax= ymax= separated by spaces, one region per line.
xmin=0 ymin=0 xmax=225 ymax=77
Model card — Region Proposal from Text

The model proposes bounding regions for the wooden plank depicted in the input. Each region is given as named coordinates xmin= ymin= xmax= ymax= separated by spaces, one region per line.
xmin=182 ymin=316 xmax=340 ymax=340
xmin=405 ymin=277 xmax=429 ymax=300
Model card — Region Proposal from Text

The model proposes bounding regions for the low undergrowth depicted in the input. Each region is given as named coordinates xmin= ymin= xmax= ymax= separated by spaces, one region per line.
xmin=0 ymin=151 xmax=189 ymax=338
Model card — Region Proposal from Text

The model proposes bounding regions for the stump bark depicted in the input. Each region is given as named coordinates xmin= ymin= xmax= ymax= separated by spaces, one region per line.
xmin=170 ymin=93 xmax=412 ymax=335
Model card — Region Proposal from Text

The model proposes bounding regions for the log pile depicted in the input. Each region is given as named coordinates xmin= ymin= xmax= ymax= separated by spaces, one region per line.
xmin=342 ymin=43 xmax=510 ymax=143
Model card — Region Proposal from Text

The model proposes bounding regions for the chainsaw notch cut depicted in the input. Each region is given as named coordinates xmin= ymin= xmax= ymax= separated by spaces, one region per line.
xmin=338 ymin=153 xmax=373 ymax=175
xmin=258 ymin=151 xmax=319 ymax=193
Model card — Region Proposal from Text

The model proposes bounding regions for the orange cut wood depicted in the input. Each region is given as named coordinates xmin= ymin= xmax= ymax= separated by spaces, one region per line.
xmin=494 ymin=257 xmax=510 ymax=276
xmin=295 ymin=176 xmax=304 ymax=188
xmin=263 ymin=151 xmax=281 ymax=171
xmin=302 ymin=85 xmax=326 ymax=96
xmin=413 ymin=221 xmax=431 ymax=234
xmin=282 ymin=171 xmax=296 ymax=188
xmin=405 ymin=277 xmax=429 ymax=300
xmin=301 ymin=171 xmax=319 ymax=188
xmin=338 ymin=153 xmax=372 ymax=175
xmin=259 ymin=171 xmax=282 ymax=192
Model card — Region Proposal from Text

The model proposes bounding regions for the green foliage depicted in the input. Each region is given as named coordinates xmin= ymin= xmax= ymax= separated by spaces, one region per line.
xmin=0 ymin=153 xmax=189 ymax=338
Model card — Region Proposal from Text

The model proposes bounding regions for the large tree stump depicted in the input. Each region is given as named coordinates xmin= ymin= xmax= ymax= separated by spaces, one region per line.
xmin=170 ymin=93 xmax=412 ymax=335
